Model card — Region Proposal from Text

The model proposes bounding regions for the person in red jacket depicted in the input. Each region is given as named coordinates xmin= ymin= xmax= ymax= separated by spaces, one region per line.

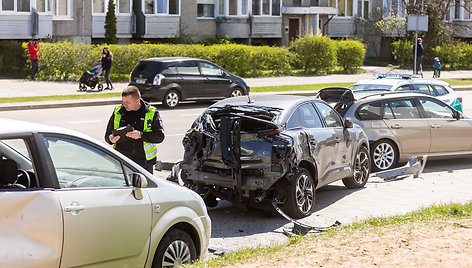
xmin=27 ymin=39 xmax=39 ymax=81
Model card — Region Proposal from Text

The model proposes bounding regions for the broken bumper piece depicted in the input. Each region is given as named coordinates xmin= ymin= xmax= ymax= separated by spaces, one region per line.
xmin=375 ymin=156 xmax=428 ymax=182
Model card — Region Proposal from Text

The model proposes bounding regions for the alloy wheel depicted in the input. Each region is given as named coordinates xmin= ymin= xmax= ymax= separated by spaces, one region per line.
xmin=231 ymin=89 xmax=243 ymax=97
xmin=373 ymin=142 xmax=395 ymax=170
xmin=165 ymin=92 xmax=179 ymax=108
xmin=295 ymin=174 xmax=314 ymax=214
xmin=162 ymin=240 xmax=192 ymax=267
xmin=353 ymin=150 xmax=369 ymax=183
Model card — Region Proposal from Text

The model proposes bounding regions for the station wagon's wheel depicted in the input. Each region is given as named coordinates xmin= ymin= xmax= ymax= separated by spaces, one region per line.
xmin=163 ymin=90 xmax=180 ymax=109
xmin=283 ymin=168 xmax=315 ymax=219
xmin=229 ymin=88 xmax=243 ymax=97
xmin=153 ymin=229 xmax=197 ymax=268
xmin=371 ymin=140 xmax=398 ymax=172
xmin=343 ymin=146 xmax=370 ymax=189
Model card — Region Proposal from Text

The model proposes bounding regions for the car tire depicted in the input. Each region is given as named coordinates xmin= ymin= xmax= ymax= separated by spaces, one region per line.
xmin=282 ymin=168 xmax=315 ymax=219
xmin=152 ymin=229 xmax=197 ymax=268
xmin=229 ymin=88 xmax=243 ymax=98
xmin=342 ymin=146 xmax=370 ymax=189
xmin=371 ymin=139 xmax=398 ymax=172
xmin=163 ymin=90 xmax=180 ymax=109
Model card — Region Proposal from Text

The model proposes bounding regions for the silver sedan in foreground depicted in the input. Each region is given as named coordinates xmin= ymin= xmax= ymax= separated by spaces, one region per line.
xmin=0 ymin=118 xmax=210 ymax=268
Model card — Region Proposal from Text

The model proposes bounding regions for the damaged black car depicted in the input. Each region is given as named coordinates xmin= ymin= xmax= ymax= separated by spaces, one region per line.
xmin=180 ymin=95 xmax=371 ymax=218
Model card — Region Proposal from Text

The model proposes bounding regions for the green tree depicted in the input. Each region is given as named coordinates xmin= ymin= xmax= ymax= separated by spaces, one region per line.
xmin=105 ymin=0 xmax=117 ymax=44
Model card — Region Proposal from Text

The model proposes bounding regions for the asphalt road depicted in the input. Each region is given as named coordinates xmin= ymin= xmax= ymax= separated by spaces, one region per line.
xmin=1 ymin=92 xmax=472 ymax=251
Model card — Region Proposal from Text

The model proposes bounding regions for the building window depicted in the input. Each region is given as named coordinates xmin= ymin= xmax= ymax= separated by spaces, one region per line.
xmin=454 ymin=0 xmax=460 ymax=19
xmin=145 ymin=0 xmax=179 ymax=14
xmin=197 ymin=3 xmax=214 ymax=17
xmin=330 ymin=0 xmax=353 ymax=16
xmin=383 ymin=0 xmax=404 ymax=18
xmin=1 ymin=0 xmax=31 ymax=11
xmin=357 ymin=0 xmax=369 ymax=18
xmin=118 ymin=0 xmax=130 ymax=13
xmin=37 ymin=0 xmax=52 ymax=12
xmin=464 ymin=7 xmax=471 ymax=20
xmin=252 ymin=0 xmax=280 ymax=16
xmin=93 ymin=0 xmax=105 ymax=13
xmin=52 ymin=0 xmax=69 ymax=16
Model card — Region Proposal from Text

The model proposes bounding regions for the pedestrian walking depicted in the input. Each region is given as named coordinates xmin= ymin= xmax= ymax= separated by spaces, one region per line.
xmin=27 ymin=39 xmax=39 ymax=81
xmin=413 ymin=38 xmax=424 ymax=76
xmin=433 ymin=57 xmax=441 ymax=78
xmin=105 ymin=85 xmax=165 ymax=173
xmin=101 ymin=46 xmax=114 ymax=89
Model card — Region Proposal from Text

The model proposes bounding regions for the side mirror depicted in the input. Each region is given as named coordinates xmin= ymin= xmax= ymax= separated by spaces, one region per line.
xmin=344 ymin=118 xmax=354 ymax=128
xmin=131 ymin=173 xmax=148 ymax=200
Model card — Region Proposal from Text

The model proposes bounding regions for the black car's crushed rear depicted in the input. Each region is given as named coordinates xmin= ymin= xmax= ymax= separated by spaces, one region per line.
xmin=181 ymin=104 xmax=297 ymax=210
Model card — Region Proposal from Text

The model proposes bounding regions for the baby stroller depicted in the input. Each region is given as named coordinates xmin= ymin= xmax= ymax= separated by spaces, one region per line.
xmin=79 ymin=63 xmax=104 ymax=91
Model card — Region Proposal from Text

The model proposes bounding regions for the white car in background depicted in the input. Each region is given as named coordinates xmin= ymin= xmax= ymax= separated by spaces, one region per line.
xmin=0 ymin=118 xmax=210 ymax=268
xmin=349 ymin=74 xmax=463 ymax=112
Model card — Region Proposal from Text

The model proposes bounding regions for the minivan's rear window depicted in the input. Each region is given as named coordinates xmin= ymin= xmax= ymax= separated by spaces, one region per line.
xmin=132 ymin=61 xmax=166 ymax=78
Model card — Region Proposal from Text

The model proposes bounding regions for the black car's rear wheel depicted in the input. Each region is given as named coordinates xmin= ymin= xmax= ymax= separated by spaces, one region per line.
xmin=229 ymin=88 xmax=243 ymax=97
xmin=371 ymin=140 xmax=398 ymax=172
xmin=163 ymin=90 xmax=180 ymax=109
xmin=342 ymin=146 xmax=370 ymax=188
xmin=153 ymin=229 xmax=197 ymax=268
xmin=283 ymin=168 xmax=315 ymax=219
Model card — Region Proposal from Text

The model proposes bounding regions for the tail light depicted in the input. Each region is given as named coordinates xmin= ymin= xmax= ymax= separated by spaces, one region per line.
xmin=457 ymin=97 xmax=463 ymax=103
xmin=153 ymin=74 xmax=165 ymax=85
xmin=258 ymin=129 xmax=281 ymax=136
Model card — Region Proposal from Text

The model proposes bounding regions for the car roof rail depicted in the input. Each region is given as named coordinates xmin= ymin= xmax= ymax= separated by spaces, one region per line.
xmin=373 ymin=73 xmax=419 ymax=79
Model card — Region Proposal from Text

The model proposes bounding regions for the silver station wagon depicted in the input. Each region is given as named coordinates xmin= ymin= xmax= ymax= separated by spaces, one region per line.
xmin=319 ymin=88 xmax=472 ymax=171
xmin=0 ymin=118 xmax=211 ymax=268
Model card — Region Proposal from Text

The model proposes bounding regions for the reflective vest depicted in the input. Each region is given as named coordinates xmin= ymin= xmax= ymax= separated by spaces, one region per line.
xmin=113 ymin=105 xmax=158 ymax=161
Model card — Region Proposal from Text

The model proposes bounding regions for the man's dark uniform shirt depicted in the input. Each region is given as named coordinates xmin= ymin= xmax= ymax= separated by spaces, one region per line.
xmin=105 ymin=99 xmax=165 ymax=166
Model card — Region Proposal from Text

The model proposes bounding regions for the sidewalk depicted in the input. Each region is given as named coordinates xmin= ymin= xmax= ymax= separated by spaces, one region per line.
xmin=0 ymin=66 xmax=471 ymax=111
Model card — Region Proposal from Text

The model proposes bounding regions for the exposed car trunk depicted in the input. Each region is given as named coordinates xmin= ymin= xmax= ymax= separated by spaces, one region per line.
xmin=181 ymin=105 xmax=293 ymax=203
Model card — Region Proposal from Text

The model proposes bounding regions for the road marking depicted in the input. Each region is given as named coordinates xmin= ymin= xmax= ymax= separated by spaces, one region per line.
xmin=182 ymin=113 xmax=200 ymax=117
xmin=69 ymin=120 xmax=103 ymax=124
xmin=166 ymin=133 xmax=184 ymax=137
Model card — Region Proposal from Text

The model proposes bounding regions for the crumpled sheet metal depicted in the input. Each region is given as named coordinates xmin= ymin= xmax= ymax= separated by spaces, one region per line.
xmin=375 ymin=156 xmax=428 ymax=181
xmin=0 ymin=191 xmax=62 ymax=268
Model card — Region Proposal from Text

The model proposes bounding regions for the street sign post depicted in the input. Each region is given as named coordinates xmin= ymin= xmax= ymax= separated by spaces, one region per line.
xmin=407 ymin=15 xmax=428 ymax=75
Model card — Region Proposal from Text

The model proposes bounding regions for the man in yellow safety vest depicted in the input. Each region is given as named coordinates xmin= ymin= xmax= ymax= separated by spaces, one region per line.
xmin=105 ymin=85 xmax=165 ymax=173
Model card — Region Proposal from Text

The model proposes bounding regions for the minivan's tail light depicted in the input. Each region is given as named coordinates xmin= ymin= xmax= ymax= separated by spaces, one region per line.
xmin=153 ymin=74 xmax=165 ymax=85
xmin=457 ymin=97 xmax=463 ymax=103
xmin=258 ymin=129 xmax=281 ymax=136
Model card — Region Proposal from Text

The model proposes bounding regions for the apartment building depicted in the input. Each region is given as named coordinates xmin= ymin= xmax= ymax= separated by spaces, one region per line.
xmin=1 ymin=0 xmax=471 ymax=51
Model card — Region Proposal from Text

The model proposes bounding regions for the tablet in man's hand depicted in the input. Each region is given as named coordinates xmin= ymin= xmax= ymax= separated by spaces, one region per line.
xmin=112 ymin=125 xmax=134 ymax=137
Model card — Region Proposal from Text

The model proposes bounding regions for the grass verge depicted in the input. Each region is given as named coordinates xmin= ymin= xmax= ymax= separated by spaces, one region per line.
xmin=188 ymin=201 xmax=472 ymax=267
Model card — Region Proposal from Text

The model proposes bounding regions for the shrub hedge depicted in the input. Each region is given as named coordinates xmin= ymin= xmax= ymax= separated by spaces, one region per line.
xmin=1 ymin=38 xmax=366 ymax=81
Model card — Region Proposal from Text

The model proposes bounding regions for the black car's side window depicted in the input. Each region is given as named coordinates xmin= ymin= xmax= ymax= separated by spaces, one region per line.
xmin=356 ymin=101 xmax=382 ymax=120
xmin=314 ymin=102 xmax=343 ymax=127
xmin=162 ymin=64 xmax=177 ymax=74
xmin=386 ymin=99 xmax=421 ymax=119
xmin=418 ymin=98 xmax=455 ymax=119
xmin=176 ymin=61 xmax=200 ymax=75
xmin=199 ymin=62 xmax=224 ymax=77
xmin=287 ymin=109 xmax=302 ymax=129
xmin=299 ymin=103 xmax=323 ymax=128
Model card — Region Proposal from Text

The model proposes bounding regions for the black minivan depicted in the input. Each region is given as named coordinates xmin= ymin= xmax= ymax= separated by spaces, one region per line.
xmin=129 ymin=57 xmax=250 ymax=108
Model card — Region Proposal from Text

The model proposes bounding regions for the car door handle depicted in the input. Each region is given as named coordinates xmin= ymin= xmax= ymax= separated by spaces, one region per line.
xmin=430 ymin=124 xmax=440 ymax=129
xmin=390 ymin=124 xmax=402 ymax=129
xmin=64 ymin=205 xmax=85 ymax=213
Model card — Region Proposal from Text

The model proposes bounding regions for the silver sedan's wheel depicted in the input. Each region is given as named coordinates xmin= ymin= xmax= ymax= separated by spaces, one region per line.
xmin=372 ymin=140 xmax=397 ymax=171
xmin=283 ymin=168 xmax=315 ymax=219
xmin=230 ymin=88 xmax=243 ymax=97
xmin=163 ymin=90 xmax=180 ymax=109
xmin=153 ymin=229 xmax=197 ymax=268
xmin=343 ymin=146 xmax=370 ymax=189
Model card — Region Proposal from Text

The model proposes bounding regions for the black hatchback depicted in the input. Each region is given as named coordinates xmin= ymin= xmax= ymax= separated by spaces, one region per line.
xmin=129 ymin=57 xmax=250 ymax=108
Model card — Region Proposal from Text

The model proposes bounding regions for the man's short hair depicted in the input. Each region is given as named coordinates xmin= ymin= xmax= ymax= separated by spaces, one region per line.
xmin=122 ymin=85 xmax=141 ymax=99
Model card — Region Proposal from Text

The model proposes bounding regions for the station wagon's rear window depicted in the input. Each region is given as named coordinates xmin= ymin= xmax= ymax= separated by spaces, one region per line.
xmin=356 ymin=102 xmax=382 ymax=120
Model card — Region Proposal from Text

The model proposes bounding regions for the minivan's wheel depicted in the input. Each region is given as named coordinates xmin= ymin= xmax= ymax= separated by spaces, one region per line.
xmin=153 ymin=229 xmax=197 ymax=268
xmin=229 ymin=88 xmax=243 ymax=98
xmin=163 ymin=90 xmax=180 ymax=109
xmin=343 ymin=146 xmax=370 ymax=189
xmin=283 ymin=168 xmax=315 ymax=219
xmin=371 ymin=140 xmax=398 ymax=172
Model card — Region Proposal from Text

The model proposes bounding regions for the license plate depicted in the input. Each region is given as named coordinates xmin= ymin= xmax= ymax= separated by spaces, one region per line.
xmin=135 ymin=78 xmax=146 ymax=84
